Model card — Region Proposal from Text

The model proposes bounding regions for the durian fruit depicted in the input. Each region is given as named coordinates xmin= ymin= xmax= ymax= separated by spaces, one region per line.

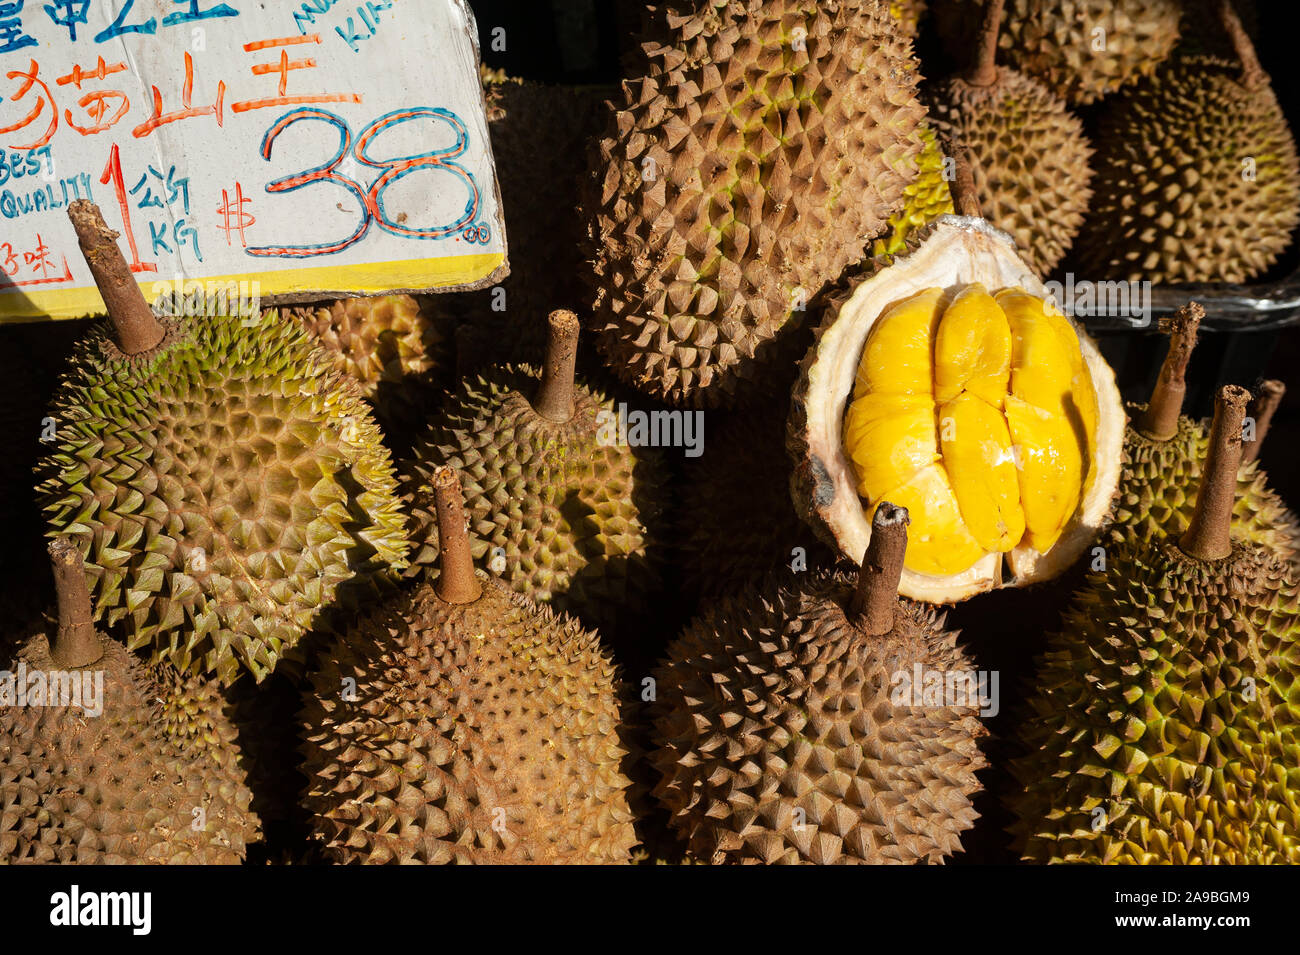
xmin=286 ymin=294 xmax=455 ymax=449
xmin=301 ymin=466 xmax=636 ymax=863
xmin=932 ymin=0 xmax=1182 ymax=105
xmin=1075 ymin=1 xmax=1300 ymax=284
xmin=927 ymin=0 xmax=1093 ymax=276
xmin=1111 ymin=303 xmax=1298 ymax=562
xmin=651 ymin=504 xmax=987 ymax=863
xmin=36 ymin=201 xmax=409 ymax=685
xmin=286 ymin=295 xmax=447 ymax=400
xmin=678 ymin=404 xmax=838 ymax=602
xmin=1 ymin=539 xmax=258 ymax=864
xmin=790 ymin=201 xmax=1125 ymax=603
xmin=588 ymin=0 xmax=926 ymax=408
xmin=1243 ymin=381 xmax=1300 ymax=556
xmin=401 ymin=310 xmax=668 ymax=639
xmin=870 ymin=123 xmax=955 ymax=261
xmin=1011 ymin=386 xmax=1300 ymax=864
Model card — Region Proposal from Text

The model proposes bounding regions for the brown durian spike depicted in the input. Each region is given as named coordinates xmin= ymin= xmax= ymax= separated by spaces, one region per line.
xmin=1180 ymin=385 xmax=1251 ymax=561
xmin=968 ymin=0 xmax=1005 ymax=87
xmin=533 ymin=309 xmax=580 ymax=422
xmin=48 ymin=538 xmax=103 ymax=669
xmin=66 ymin=200 xmax=164 ymax=355
xmin=1220 ymin=0 xmax=1266 ymax=89
xmin=432 ymin=466 xmax=482 ymax=605
xmin=1138 ymin=302 xmax=1204 ymax=441
xmin=950 ymin=148 xmax=981 ymax=219
xmin=1242 ymin=379 xmax=1284 ymax=465
xmin=850 ymin=503 xmax=910 ymax=636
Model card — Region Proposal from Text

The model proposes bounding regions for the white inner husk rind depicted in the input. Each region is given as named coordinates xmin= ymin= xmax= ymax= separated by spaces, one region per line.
xmin=803 ymin=216 xmax=1124 ymax=602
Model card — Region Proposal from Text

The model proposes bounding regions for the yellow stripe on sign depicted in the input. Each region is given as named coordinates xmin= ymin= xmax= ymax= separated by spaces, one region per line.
xmin=0 ymin=253 xmax=506 ymax=321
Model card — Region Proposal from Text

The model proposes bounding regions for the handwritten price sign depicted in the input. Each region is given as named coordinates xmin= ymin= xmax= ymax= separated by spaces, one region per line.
xmin=0 ymin=0 xmax=506 ymax=320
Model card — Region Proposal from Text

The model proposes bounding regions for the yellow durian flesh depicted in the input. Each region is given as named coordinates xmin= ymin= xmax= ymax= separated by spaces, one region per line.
xmin=843 ymin=283 xmax=1096 ymax=577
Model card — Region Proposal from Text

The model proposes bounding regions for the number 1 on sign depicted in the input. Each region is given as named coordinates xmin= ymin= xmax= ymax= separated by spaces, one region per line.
xmin=99 ymin=144 xmax=158 ymax=273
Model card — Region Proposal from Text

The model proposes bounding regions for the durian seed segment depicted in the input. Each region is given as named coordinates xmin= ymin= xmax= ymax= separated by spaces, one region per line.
xmin=1138 ymin=302 xmax=1203 ymax=441
xmin=432 ymin=467 xmax=482 ymax=605
xmin=844 ymin=283 xmax=1097 ymax=576
xmin=1180 ymin=385 xmax=1251 ymax=561
xmin=534 ymin=309 xmax=581 ymax=423
xmin=1243 ymin=379 xmax=1285 ymax=465
xmin=48 ymin=537 xmax=102 ymax=669
xmin=67 ymin=200 xmax=164 ymax=355
xmin=849 ymin=503 xmax=909 ymax=635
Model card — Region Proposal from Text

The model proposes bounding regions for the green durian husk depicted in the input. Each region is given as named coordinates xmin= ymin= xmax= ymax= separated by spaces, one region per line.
xmin=400 ymin=364 xmax=670 ymax=646
xmin=36 ymin=311 xmax=410 ymax=686
xmin=1010 ymin=538 xmax=1300 ymax=864
xmin=1110 ymin=409 xmax=1300 ymax=563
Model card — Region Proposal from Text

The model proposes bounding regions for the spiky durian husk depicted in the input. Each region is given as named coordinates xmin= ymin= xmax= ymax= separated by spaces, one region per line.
xmin=870 ymin=123 xmax=954 ymax=260
xmin=588 ymin=0 xmax=926 ymax=408
xmin=287 ymin=294 xmax=454 ymax=455
xmin=1011 ymin=540 xmax=1300 ymax=863
xmin=287 ymin=295 xmax=445 ymax=398
xmin=1110 ymin=411 xmax=1300 ymax=562
xmin=651 ymin=571 xmax=987 ymax=863
xmin=36 ymin=313 xmax=410 ymax=686
xmin=927 ymin=69 xmax=1093 ymax=276
xmin=0 ymin=630 xmax=257 ymax=864
xmin=471 ymin=78 xmax=608 ymax=369
xmin=679 ymin=409 xmax=838 ymax=602
xmin=1076 ymin=57 xmax=1300 ymax=284
xmin=401 ymin=365 xmax=668 ymax=639
xmin=932 ymin=0 xmax=1182 ymax=105
xmin=300 ymin=574 xmax=636 ymax=863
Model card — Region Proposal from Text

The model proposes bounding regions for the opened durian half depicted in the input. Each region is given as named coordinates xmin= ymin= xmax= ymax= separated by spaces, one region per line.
xmin=790 ymin=207 xmax=1124 ymax=603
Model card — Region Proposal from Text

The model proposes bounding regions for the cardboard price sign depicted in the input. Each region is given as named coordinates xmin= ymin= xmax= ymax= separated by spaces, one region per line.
xmin=0 ymin=0 xmax=506 ymax=320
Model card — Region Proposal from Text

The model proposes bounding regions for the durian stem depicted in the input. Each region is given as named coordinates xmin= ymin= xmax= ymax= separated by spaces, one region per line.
xmin=1179 ymin=385 xmax=1251 ymax=561
xmin=67 ymin=200 xmax=164 ymax=356
xmin=48 ymin=538 xmax=102 ymax=669
xmin=969 ymin=0 xmax=1004 ymax=87
xmin=850 ymin=503 xmax=909 ymax=636
xmin=432 ymin=467 xmax=482 ymax=605
xmin=533 ymin=310 xmax=581 ymax=422
xmin=1220 ymin=0 xmax=1266 ymax=88
xmin=951 ymin=149 xmax=981 ymax=218
xmin=1139 ymin=302 xmax=1204 ymax=441
xmin=1242 ymin=379 xmax=1284 ymax=464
